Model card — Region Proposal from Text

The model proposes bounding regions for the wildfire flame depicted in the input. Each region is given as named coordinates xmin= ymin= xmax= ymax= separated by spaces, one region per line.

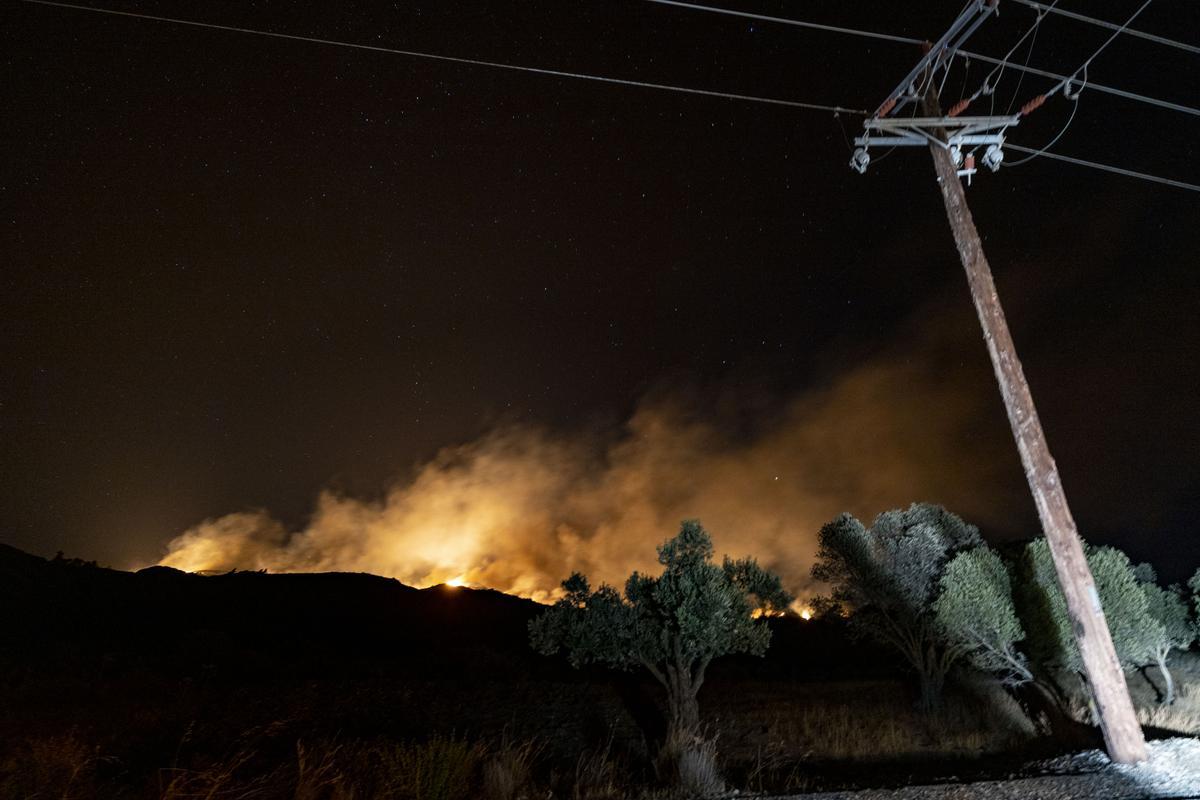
xmin=158 ymin=348 xmax=1011 ymax=604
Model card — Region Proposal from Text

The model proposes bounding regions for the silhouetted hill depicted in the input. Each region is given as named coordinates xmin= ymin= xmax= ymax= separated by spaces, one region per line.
xmin=0 ymin=542 xmax=890 ymax=685
xmin=0 ymin=543 xmax=547 ymax=680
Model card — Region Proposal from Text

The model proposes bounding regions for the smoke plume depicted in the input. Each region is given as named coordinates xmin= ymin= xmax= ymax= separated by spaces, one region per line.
xmin=160 ymin=315 xmax=1024 ymax=602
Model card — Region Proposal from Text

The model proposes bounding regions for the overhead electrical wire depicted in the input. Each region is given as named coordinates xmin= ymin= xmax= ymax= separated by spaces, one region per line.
xmin=1000 ymin=1 xmax=1054 ymax=115
xmin=19 ymin=0 xmax=867 ymax=116
xmin=21 ymin=0 xmax=1196 ymax=194
xmin=1003 ymin=95 xmax=1080 ymax=166
xmin=1008 ymin=0 xmax=1200 ymax=56
xmin=1005 ymin=145 xmax=1200 ymax=192
xmin=1025 ymin=0 xmax=1155 ymax=106
xmin=944 ymin=0 xmax=1059 ymax=118
xmin=643 ymin=0 xmax=1200 ymax=119
xmin=642 ymin=0 xmax=923 ymax=46
xmin=642 ymin=0 xmax=1197 ymax=194
xmin=1009 ymin=0 xmax=1152 ymax=169
xmin=956 ymin=49 xmax=1200 ymax=117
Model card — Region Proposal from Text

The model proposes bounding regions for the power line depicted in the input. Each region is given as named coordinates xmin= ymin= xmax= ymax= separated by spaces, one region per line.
xmin=1000 ymin=1 xmax=1055 ymax=115
xmin=956 ymin=48 xmax=1200 ymax=117
xmin=19 ymin=0 xmax=867 ymax=116
xmin=643 ymin=0 xmax=1200 ymax=119
xmin=1045 ymin=0 xmax=1155 ymax=98
xmin=991 ymin=0 xmax=1058 ymax=87
xmin=640 ymin=0 xmax=1200 ymax=193
xmin=1003 ymin=95 xmax=1080 ymax=166
xmin=642 ymin=0 xmax=923 ymax=46
xmin=1010 ymin=0 xmax=1154 ymax=128
xmin=1008 ymin=0 xmax=1200 ymax=56
xmin=24 ymin=0 xmax=1197 ymax=195
xmin=1005 ymin=144 xmax=1200 ymax=192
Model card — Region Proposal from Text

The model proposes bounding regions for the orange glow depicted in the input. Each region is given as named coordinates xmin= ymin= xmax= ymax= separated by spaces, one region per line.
xmin=158 ymin=363 xmax=1008 ymax=606
xmin=751 ymin=607 xmax=786 ymax=619
xmin=789 ymin=599 xmax=815 ymax=620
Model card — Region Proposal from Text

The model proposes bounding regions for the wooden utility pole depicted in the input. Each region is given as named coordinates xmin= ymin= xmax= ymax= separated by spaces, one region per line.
xmin=922 ymin=88 xmax=1147 ymax=764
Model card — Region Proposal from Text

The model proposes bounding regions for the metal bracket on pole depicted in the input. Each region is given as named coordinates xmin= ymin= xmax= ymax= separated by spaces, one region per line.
xmin=850 ymin=0 xmax=1009 ymax=183
xmin=872 ymin=0 xmax=999 ymax=120
xmin=851 ymin=115 xmax=1016 ymax=177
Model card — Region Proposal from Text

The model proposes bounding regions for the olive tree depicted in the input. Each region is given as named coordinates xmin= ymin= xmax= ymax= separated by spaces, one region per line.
xmin=933 ymin=546 xmax=1032 ymax=686
xmin=812 ymin=503 xmax=982 ymax=712
xmin=1134 ymin=564 xmax=1194 ymax=705
xmin=1023 ymin=540 xmax=1173 ymax=697
xmin=529 ymin=520 xmax=791 ymax=738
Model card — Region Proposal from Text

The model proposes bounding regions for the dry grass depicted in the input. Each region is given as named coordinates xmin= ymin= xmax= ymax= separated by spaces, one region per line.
xmin=1056 ymin=650 xmax=1200 ymax=736
xmin=156 ymin=733 xmax=487 ymax=800
xmin=1132 ymin=651 xmax=1200 ymax=735
xmin=293 ymin=741 xmax=346 ymax=800
xmin=481 ymin=735 xmax=539 ymax=800
xmin=569 ymin=736 xmax=624 ymax=800
xmin=21 ymin=662 xmax=1196 ymax=798
xmin=707 ymin=677 xmax=1036 ymax=765
xmin=343 ymin=735 xmax=484 ymax=800
xmin=0 ymin=731 xmax=101 ymax=800
xmin=653 ymin=729 xmax=724 ymax=798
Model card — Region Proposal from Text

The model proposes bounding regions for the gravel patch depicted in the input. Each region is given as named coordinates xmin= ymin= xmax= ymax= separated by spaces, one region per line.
xmin=778 ymin=738 xmax=1200 ymax=800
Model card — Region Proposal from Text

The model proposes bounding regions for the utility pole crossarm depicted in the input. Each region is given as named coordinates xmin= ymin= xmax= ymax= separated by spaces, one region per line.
xmin=851 ymin=2 xmax=1015 ymax=181
xmin=873 ymin=0 xmax=999 ymax=119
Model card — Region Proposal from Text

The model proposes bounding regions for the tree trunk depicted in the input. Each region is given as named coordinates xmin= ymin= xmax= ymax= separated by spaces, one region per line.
xmin=1155 ymin=651 xmax=1175 ymax=706
xmin=917 ymin=662 xmax=946 ymax=715
xmin=669 ymin=687 xmax=700 ymax=739
xmin=666 ymin=661 xmax=700 ymax=739
xmin=1009 ymin=678 xmax=1103 ymax=750
xmin=905 ymin=637 xmax=948 ymax=714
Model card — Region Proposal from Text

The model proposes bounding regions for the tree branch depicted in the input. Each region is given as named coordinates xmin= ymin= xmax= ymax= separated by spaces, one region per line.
xmin=638 ymin=657 xmax=669 ymax=689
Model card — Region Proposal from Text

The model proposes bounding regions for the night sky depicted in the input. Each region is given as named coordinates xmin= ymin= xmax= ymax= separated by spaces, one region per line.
xmin=4 ymin=1 xmax=1198 ymax=584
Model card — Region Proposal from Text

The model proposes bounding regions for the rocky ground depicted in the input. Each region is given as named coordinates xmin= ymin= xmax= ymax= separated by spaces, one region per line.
xmin=786 ymin=738 xmax=1200 ymax=800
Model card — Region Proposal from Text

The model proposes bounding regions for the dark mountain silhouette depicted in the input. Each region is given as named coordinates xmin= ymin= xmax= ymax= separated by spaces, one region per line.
xmin=0 ymin=542 xmax=879 ymax=683
xmin=0 ymin=543 xmax=552 ymax=681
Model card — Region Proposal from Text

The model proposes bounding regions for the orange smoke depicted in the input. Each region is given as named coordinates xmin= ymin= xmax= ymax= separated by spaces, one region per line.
xmin=159 ymin=333 xmax=1021 ymax=604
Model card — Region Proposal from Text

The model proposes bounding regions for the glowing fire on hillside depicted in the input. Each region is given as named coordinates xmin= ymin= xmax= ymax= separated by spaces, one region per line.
xmin=158 ymin=358 xmax=1012 ymax=605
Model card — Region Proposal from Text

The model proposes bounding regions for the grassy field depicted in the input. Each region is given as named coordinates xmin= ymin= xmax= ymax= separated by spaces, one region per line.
xmin=7 ymin=660 xmax=1196 ymax=799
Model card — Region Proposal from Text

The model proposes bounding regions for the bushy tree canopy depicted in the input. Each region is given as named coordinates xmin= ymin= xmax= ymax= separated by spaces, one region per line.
xmin=812 ymin=503 xmax=982 ymax=711
xmin=529 ymin=520 xmax=791 ymax=736
xmin=1020 ymin=539 xmax=1192 ymax=706
xmin=934 ymin=546 xmax=1032 ymax=686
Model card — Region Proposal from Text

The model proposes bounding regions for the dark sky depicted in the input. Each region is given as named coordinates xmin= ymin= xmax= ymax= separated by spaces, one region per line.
xmin=4 ymin=1 xmax=1198 ymax=582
